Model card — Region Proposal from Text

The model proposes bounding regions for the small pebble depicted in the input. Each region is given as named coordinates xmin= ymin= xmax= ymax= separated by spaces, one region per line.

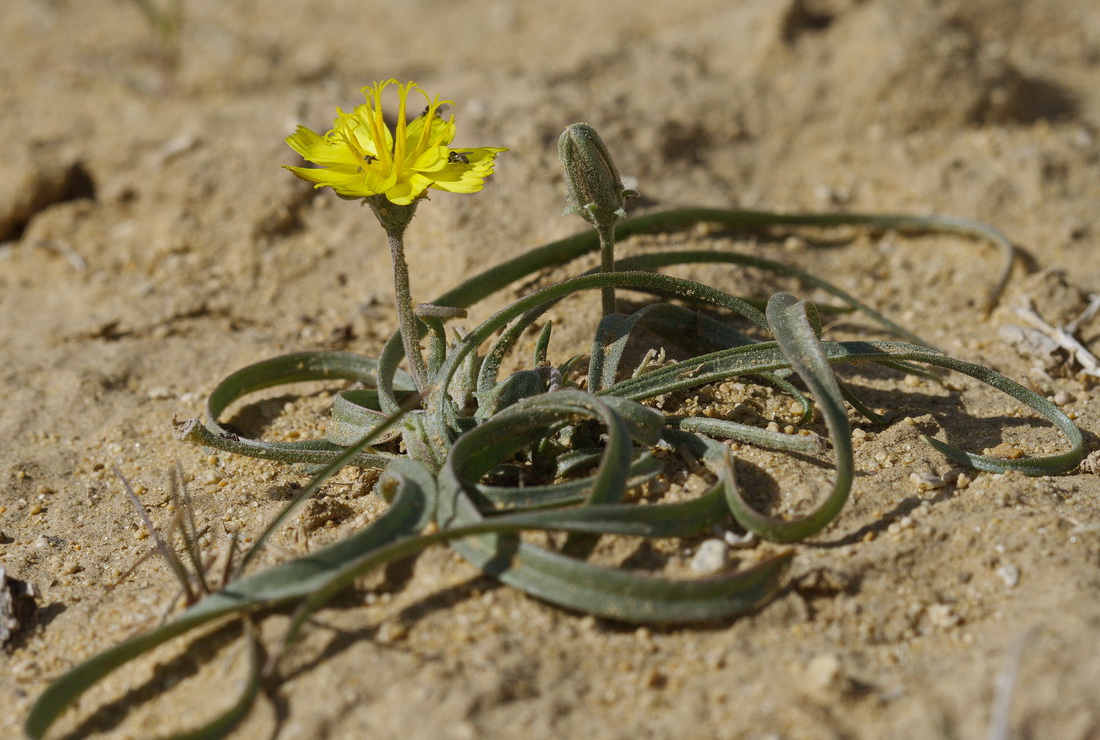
xmin=1053 ymin=391 xmax=1074 ymax=406
xmin=804 ymin=653 xmax=845 ymax=694
xmin=910 ymin=471 xmax=946 ymax=491
xmin=985 ymin=443 xmax=1025 ymax=459
xmin=996 ymin=563 xmax=1020 ymax=588
xmin=926 ymin=603 xmax=960 ymax=629
xmin=376 ymin=620 xmax=408 ymax=644
xmin=704 ymin=648 xmax=727 ymax=669
xmin=690 ymin=539 xmax=730 ymax=575
xmin=640 ymin=667 xmax=667 ymax=689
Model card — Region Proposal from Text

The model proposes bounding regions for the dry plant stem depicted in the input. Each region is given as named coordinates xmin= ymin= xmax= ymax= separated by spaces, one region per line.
xmin=1015 ymin=297 xmax=1100 ymax=377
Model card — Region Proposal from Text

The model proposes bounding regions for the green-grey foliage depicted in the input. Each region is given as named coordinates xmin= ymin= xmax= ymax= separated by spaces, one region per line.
xmin=26 ymin=198 xmax=1082 ymax=739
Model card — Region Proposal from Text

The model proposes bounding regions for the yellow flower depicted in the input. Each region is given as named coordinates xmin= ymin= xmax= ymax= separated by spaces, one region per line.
xmin=285 ymin=80 xmax=506 ymax=206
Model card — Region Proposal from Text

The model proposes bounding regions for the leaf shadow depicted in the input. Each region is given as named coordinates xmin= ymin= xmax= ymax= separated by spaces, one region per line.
xmin=55 ymin=617 xmax=248 ymax=740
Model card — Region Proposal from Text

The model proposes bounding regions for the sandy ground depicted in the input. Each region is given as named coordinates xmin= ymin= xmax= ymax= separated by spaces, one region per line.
xmin=3 ymin=1 xmax=1100 ymax=738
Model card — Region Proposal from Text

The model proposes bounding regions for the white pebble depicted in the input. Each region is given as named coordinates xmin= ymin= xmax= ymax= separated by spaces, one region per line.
xmin=804 ymin=653 xmax=844 ymax=693
xmin=996 ymin=563 xmax=1020 ymax=588
xmin=926 ymin=603 xmax=960 ymax=629
xmin=910 ymin=471 xmax=946 ymax=491
xmin=690 ymin=539 xmax=730 ymax=575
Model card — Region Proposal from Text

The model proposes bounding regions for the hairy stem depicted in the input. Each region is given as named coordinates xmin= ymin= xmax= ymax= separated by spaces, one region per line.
xmin=598 ymin=223 xmax=616 ymax=315
xmin=387 ymin=229 xmax=429 ymax=394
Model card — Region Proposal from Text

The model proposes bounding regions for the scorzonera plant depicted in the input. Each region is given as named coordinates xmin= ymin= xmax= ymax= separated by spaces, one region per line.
xmin=26 ymin=81 xmax=1083 ymax=740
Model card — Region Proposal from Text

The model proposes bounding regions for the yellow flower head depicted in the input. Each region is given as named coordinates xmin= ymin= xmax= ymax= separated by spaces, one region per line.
xmin=285 ymin=80 xmax=506 ymax=206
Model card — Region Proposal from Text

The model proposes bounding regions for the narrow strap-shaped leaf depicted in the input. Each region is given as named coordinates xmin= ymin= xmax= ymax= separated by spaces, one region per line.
xmin=588 ymin=304 xmax=755 ymax=393
xmin=634 ymin=302 xmax=761 ymax=356
xmin=24 ymin=457 xmax=432 ymax=740
xmin=608 ymin=209 xmax=1015 ymax=314
xmin=433 ymin=270 xmax=770 ymax=424
xmin=435 ymin=395 xmax=793 ymax=622
xmin=627 ymin=299 xmax=1080 ymax=526
xmin=723 ymin=294 xmax=854 ymax=542
xmin=428 ymin=208 xmax=1015 ymax=324
xmin=666 ymin=416 xmax=824 ymax=454
xmin=235 ymin=398 xmax=418 ymax=577
xmin=476 ymin=302 xmax=557 ymax=396
xmin=837 ymin=382 xmax=892 ymax=425
xmin=175 ymin=418 xmax=394 ymax=468
xmin=445 ymin=391 xmax=640 ymax=512
xmin=609 ymin=339 xmax=1082 ymax=476
xmin=373 ymin=207 xmax=1015 ymax=409
xmin=276 ymin=394 xmax=783 ymax=642
xmin=588 ymin=312 xmax=636 ymax=393
xmin=453 ymin=529 xmax=793 ymax=623
xmin=534 ymin=321 xmax=553 ymax=367
xmin=176 ymin=351 xmax=412 ymax=467
xmin=600 ymin=304 xmax=811 ymax=422
xmin=601 ymin=340 xmax=790 ymax=401
xmin=839 ymin=343 xmax=1084 ymax=475
xmin=614 ymin=250 xmax=931 ymax=348
xmin=276 ymin=474 xmax=791 ymax=646
xmin=325 ymin=388 xmax=411 ymax=445
xmin=474 ymin=272 xmax=769 ymax=397
xmin=477 ymin=454 xmax=662 ymax=510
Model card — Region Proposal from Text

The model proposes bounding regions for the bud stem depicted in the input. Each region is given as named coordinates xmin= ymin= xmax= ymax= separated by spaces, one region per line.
xmin=596 ymin=223 xmax=617 ymax=315
xmin=558 ymin=123 xmax=636 ymax=317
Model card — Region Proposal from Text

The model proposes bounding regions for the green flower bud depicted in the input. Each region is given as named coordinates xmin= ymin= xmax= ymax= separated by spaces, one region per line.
xmin=558 ymin=123 xmax=638 ymax=231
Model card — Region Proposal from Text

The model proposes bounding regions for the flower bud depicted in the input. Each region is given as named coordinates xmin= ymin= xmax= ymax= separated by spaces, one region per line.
xmin=558 ymin=123 xmax=637 ymax=231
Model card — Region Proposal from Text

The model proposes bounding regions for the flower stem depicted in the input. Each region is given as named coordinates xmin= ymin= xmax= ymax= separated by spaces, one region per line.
xmin=366 ymin=196 xmax=429 ymax=396
xmin=387 ymin=230 xmax=429 ymax=395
